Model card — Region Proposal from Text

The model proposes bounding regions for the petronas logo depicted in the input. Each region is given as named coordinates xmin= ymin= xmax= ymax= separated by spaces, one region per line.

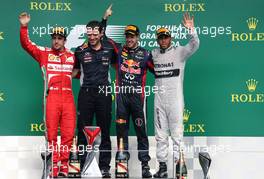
xmin=246 ymin=79 xmax=258 ymax=92
xmin=183 ymin=109 xmax=191 ymax=123
xmin=247 ymin=17 xmax=258 ymax=31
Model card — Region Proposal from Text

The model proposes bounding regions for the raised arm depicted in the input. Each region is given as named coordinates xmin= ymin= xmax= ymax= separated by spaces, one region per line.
xmin=19 ymin=12 xmax=44 ymax=63
xmin=101 ymin=4 xmax=113 ymax=37
xmin=181 ymin=12 xmax=200 ymax=61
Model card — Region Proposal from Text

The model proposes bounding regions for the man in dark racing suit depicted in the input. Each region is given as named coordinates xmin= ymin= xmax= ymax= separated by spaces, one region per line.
xmin=101 ymin=6 xmax=154 ymax=177
xmin=115 ymin=24 xmax=154 ymax=178
xmin=72 ymin=6 xmax=119 ymax=178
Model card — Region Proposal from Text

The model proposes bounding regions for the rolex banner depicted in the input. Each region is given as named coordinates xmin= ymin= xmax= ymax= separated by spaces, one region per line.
xmin=0 ymin=0 xmax=263 ymax=179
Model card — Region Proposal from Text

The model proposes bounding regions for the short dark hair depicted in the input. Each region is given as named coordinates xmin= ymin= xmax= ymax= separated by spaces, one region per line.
xmin=51 ymin=34 xmax=67 ymax=41
xmin=51 ymin=27 xmax=67 ymax=40
xmin=86 ymin=20 xmax=103 ymax=33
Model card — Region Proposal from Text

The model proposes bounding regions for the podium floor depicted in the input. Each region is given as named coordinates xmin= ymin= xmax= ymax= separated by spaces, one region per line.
xmin=0 ymin=136 xmax=264 ymax=179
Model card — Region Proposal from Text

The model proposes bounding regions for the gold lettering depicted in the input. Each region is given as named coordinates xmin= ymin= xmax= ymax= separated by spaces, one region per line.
xmin=240 ymin=33 xmax=248 ymax=41
xmin=48 ymin=2 xmax=55 ymax=11
xmin=29 ymin=2 xmax=71 ymax=11
xmin=248 ymin=94 xmax=256 ymax=102
xmin=197 ymin=124 xmax=205 ymax=133
xmin=257 ymin=33 xmax=264 ymax=41
xmin=249 ymin=33 xmax=257 ymax=41
xmin=189 ymin=3 xmax=195 ymax=11
xmin=30 ymin=2 xmax=38 ymax=10
xmin=181 ymin=4 xmax=186 ymax=11
xmin=232 ymin=94 xmax=264 ymax=103
xmin=184 ymin=124 xmax=206 ymax=133
xmin=189 ymin=124 xmax=196 ymax=132
xmin=39 ymin=2 xmax=47 ymax=10
xmin=231 ymin=94 xmax=239 ymax=102
xmin=56 ymin=3 xmax=63 ymax=11
xmin=256 ymin=94 xmax=264 ymax=102
xmin=232 ymin=33 xmax=239 ymax=41
xmin=39 ymin=123 xmax=45 ymax=132
xmin=31 ymin=123 xmax=46 ymax=132
xmin=197 ymin=3 xmax=205 ymax=11
xmin=31 ymin=124 xmax=39 ymax=132
xmin=164 ymin=3 xmax=205 ymax=12
xmin=64 ymin=3 xmax=71 ymax=11
xmin=239 ymin=94 xmax=248 ymax=103
xmin=164 ymin=4 xmax=173 ymax=12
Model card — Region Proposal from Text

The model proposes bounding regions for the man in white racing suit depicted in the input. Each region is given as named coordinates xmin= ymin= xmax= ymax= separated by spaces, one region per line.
xmin=152 ymin=13 xmax=200 ymax=178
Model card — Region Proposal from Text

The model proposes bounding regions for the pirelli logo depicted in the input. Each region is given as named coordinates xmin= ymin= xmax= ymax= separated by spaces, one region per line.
xmin=30 ymin=1 xmax=72 ymax=11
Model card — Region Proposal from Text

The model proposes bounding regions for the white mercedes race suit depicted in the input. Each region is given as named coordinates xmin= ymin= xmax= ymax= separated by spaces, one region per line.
xmin=152 ymin=31 xmax=199 ymax=162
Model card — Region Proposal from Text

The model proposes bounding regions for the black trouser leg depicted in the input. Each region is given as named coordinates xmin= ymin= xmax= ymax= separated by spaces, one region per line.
xmin=77 ymin=88 xmax=95 ymax=169
xmin=116 ymin=93 xmax=130 ymax=159
xmin=131 ymin=94 xmax=151 ymax=162
xmin=95 ymin=92 xmax=112 ymax=170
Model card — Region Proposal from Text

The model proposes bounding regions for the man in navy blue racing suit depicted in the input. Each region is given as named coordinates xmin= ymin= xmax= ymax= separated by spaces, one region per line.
xmin=103 ymin=6 xmax=154 ymax=178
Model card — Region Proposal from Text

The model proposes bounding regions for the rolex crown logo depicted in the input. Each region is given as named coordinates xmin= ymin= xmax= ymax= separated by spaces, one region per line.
xmin=247 ymin=17 xmax=258 ymax=31
xmin=246 ymin=79 xmax=258 ymax=92
xmin=183 ymin=109 xmax=191 ymax=123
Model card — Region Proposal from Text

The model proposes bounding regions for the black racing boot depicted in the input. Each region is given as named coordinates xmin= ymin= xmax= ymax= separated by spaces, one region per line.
xmin=101 ymin=169 xmax=111 ymax=178
xmin=142 ymin=162 xmax=152 ymax=178
xmin=153 ymin=162 xmax=168 ymax=178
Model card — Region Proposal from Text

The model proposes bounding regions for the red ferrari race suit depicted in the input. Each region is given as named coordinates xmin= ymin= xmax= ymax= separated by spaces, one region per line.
xmin=20 ymin=26 xmax=76 ymax=166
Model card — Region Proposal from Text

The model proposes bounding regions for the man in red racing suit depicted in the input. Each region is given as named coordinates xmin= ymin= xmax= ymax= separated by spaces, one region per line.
xmin=19 ymin=12 xmax=76 ymax=177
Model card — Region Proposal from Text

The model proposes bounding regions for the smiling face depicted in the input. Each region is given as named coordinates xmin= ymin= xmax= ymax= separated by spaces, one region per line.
xmin=157 ymin=35 xmax=172 ymax=50
xmin=86 ymin=26 xmax=102 ymax=47
xmin=51 ymin=34 xmax=66 ymax=51
xmin=125 ymin=33 xmax=138 ymax=49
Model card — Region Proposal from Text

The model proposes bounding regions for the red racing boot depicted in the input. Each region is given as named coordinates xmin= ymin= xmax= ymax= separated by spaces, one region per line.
xmin=49 ymin=164 xmax=59 ymax=178
xmin=58 ymin=164 xmax=68 ymax=177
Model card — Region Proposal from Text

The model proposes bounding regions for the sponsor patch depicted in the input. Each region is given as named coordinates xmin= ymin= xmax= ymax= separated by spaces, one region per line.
xmin=47 ymin=64 xmax=73 ymax=72
xmin=48 ymin=54 xmax=60 ymax=62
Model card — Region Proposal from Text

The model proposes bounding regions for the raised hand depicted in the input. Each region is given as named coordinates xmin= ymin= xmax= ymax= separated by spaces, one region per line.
xmin=104 ymin=4 xmax=113 ymax=20
xmin=182 ymin=12 xmax=194 ymax=30
xmin=19 ymin=12 xmax=30 ymax=26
